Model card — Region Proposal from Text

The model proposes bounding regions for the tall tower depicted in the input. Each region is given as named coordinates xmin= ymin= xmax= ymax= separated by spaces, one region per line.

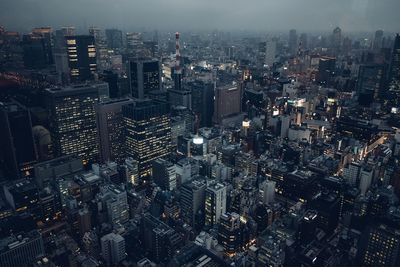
xmin=174 ymin=32 xmax=182 ymax=91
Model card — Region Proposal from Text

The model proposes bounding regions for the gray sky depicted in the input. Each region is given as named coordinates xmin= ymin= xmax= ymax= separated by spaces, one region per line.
xmin=1 ymin=0 xmax=399 ymax=33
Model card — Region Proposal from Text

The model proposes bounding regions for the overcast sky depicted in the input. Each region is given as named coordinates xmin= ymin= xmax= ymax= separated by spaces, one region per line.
xmin=1 ymin=0 xmax=399 ymax=33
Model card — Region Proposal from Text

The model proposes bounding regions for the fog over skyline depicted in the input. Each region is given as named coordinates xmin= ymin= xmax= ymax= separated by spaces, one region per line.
xmin=1 ymin=0 xmax=400 ymax=33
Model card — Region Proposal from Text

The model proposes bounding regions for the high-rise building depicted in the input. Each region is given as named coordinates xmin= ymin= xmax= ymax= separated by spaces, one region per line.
xmin=190 ymin=81 xmax=214 ymax=128
xmin=180 ymin=179 xmax=206 ymax=228
xmin=318 ymin=56 xmax=336 ymax=84
xmin=358 ymin=224 xmax=400 ymax=267
xmin=95 ymin=98 xmax=134 ymax=163
xmin=373 ymin=30 xmax=384 ymax=50
xmin=122 ymin=99 xmax=171 ymax=180
xmin=205 ymin=183 xmax=227 ymax=227
xmin=388 ymin=34 xmax=400 ymax=86
xmin=0 ymin=101 xmax=37 ymax=179
xmin=105 ymin=29 xmax=123 ymax=50
xmin=213 ymin=84 xmax=242 ymax=124
xmin=288 ymin=29 xmax=298 ymax=55
xmin=65 ymin=35 xmax=97 ymax=82
xmin=218 ymin=212 xmax=241 ymax=257
xmin=45 ymin=83 xmax=108 ymax=166
xmin=22 ymin=33 xmax=52 ymax=69
xmin=101 ymin=233 xmax=126 ymax=266
xmin=0 ymin=230 xmax=45 ymax=267
xmin=126 ymin=32 xmax=142 ymax=51
xmin=152 ymin=158 xmax=177 ymax=191
xmin=357 ymin=64 xmax=386 ymax=105
xmin=128 ymin=59 xmax=161 ymax=99
xmin=332 ymin=27 xmax=342 ymax=54
xmin=258 ymin=235 xmax=285 ymax=266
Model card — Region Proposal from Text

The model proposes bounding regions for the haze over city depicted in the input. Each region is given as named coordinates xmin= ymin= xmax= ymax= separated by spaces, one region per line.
xmin=1 ymin=0 xmax=400 ymax=32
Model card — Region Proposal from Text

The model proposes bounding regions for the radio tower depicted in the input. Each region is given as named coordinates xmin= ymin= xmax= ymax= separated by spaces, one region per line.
xmin=174 ymin=32 xmax=182 ymax=91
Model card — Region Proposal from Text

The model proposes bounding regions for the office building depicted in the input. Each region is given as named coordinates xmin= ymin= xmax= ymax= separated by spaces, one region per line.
xmin=258 ymin=235 xmax=285 ymax=267
xmin=141 ymin=213 xmax=182 ymax=263
xmin=260 ymin=180 xmax=276 ymax=205
xmin=205 ymin=183 xmax=227 ymax=227
xmin=123 ymin=99 xmax=171 ymax=180
xmin=98 ymin=184 xmax=129 ymax=225
xmin=152 ymin=158 xmax=177 ymax=191
xmin=45 ymin=83 xmax=108 ymax=166
xmin=190 ymin=81 xmax=214 ymax=128
xmin=213 ymin=84 xmax=242 ymax=124
xmin=101 ymin=233 xmax=126 ymax=266
xmin=180 ymin=179 xmax=206 ymax=228
xmin=66 ymin=35 xmax=97 ymax=82
xmin=358 ymin=224 xmax=400 ymax=267
xmin=0 ymin=230 xmax=45 ymax=267
xmin=22 ymin=33 xmax=52 ymax=69
xmin=95 ymin=98 xmax=134 ymax=163
xmin=128 ymin=59 xmax=161 ymax=98
xmin=0 ymin=101 xmax=37 ymax=179
xmin=218 ymin=212 xmax=241 ymax=257
xmin=105 ymin=29 xmax=123 ymax=50
xmin=357 ymin=64 xmax=386 ymax=105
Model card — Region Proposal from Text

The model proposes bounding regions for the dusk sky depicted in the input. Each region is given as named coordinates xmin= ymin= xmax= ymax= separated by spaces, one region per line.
xmin=1 ymin=0 xmax=400 ymax=33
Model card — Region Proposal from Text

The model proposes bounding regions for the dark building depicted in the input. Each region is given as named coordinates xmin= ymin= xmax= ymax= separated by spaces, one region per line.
xmin=0 ymin=230 xmax=44 ymax=267
xmin=66 ymin=35 xmax=97 ymax=82
xmin=288 ymin=29 xmax=298 ymax=55
xmin=152 ymin=158 xmax=176 ymax=191
xmin=105 ymin=29 xmax=123 ymax=50
xmin=45 ymin=83 xmax=108 ymax=166
xmin=388 ymin=34 xmax=400 ymax=85
xmin=95 ymin=98 xmax=134 ymax=163
xmin=358 ymin=223 xmax=400 ymax=267
xmin=336 ymin=117 xmax=379 ymax=141
xmin=180 ymin=179 xmax=206 ymax=229
xmin=122 ymin=99 xmax=171 ymax=180
xmin=128 ymin=59 xmax=161 ymax=99
xmin=141 ymin=213 xmax=182 ymax=264
xmin=0 ymin=101 xmax=37 ymax=179
xmin=22 ymin=34 xmax=52 ymax=69
xmin=190 ymin=81 xmax=214 ymax=128
xmin=318 ymin=56 xmax=336 ymax=84
xmin=357 ymin=64 xmax=386 ymax=105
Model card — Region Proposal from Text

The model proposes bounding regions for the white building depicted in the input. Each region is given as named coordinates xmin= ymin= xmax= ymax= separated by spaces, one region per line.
xmin=101 ymin=233 xmax=126 ymax=266
xmin=205 ymin=183 xmax=227 ymax=227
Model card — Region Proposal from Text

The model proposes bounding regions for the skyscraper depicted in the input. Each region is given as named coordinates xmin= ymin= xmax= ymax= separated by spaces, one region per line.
xmin=128 ymin=59 xmax=161 ymax=99
xmin=45 ymin=83 xmax=108 ymax=166
xmin=190 ymin=80 xmax=214 ymax=128
xmin=105 ymin=29 xmax=123 ymax=50
xmin=288 ymin=29 xmax=298 ymax=55
xmin=95 ymin=98 xmax=134 ymax=163
xmin=0 ymin=101 xmax=37 ymax=179
xmin=205 ymin=183 xmax=227 ymax=227
xmin=213 ymin=84 xmax=242 ymax=124
xmin=373 ymin=30 xmax=384 ymax=50
xmin=388 ymin=34 xmax=400 ymax=86
xmin=122 ymin=99 xmax=171 ymax=180
xmin=356 ymin=64 xmax=386 ymax=105
xmin=66 ymin=35 xmax=97 ymax=82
